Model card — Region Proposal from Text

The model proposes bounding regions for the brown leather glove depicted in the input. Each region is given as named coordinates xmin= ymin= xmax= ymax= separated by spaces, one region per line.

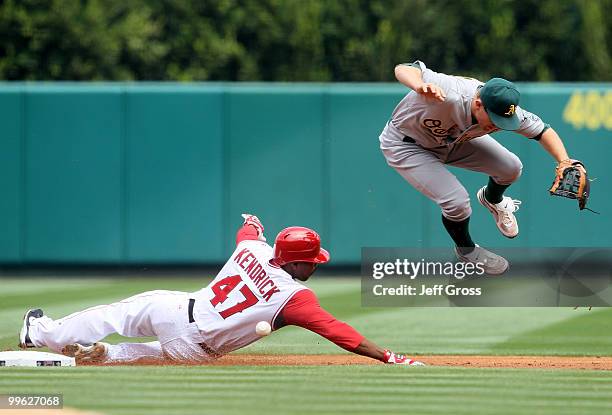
xmin=549 ymin=159 xmax=590 ymax=210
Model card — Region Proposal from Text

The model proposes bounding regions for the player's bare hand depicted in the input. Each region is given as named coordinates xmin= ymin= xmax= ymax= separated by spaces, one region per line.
xmin=417 ymin=83 xmax=446 ymax=101
xmin=241 ymin=214 xmax=266 ymax=241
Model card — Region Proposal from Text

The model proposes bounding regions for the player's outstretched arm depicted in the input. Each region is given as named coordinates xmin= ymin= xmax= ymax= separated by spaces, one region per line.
xmin=394 ymin=64 xmax=446 ymax=101
xmin=539 ymin=128 xmax=570 ymax=163
xmin=538 ymin=128 xmax=586 ymax=175
xmin=276 ymin=289 xmax=423 ymax=365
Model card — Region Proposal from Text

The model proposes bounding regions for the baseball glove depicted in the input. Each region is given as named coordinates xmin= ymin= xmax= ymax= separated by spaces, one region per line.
xmin=549 ymin=159 xmax=591 ymax=211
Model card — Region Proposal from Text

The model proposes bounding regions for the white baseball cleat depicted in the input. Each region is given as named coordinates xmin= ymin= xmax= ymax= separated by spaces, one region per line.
xmin=61 ymin=342 xmax=109 ymax=364
xmin=454 ymin=245 xmax=509 ymax=275
xmin=18 ymin=309 xmax=44 ymax=349
xmin=477 ymin=186 xmax=521 ymax=238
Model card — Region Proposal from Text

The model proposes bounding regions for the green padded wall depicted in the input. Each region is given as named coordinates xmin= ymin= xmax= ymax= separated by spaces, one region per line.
xmin=0 ymin=82 xmax=609 ymax=265
xmin=0 ymin=88 xmax=22 ymax=262
xmin=24 ymin=86 xmax=123 ymax=262
xmin=125 ymin=86 xmax=225 ymax=263
xmin=226 ymin=86 xmax=325 ymax=250
xmin=327 ymin=86 xmax=427 ymax=263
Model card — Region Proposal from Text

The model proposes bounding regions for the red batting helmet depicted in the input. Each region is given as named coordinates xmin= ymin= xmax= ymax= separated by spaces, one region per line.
xmin=273 ymin=226 xmax=330 ymax=266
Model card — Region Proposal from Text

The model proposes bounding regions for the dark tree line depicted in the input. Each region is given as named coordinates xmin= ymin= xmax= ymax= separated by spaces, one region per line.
xmin=1 ymin=0 xmax=610 ymax=82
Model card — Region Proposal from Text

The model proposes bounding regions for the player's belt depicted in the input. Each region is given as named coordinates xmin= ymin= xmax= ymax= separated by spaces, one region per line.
xmin=402 ymin=136 xmax=416 ymax=143
xmin=188 ymin=298 xmax=196 ymax=323
xmin=187 ymin=298 xmax=224 ymax=358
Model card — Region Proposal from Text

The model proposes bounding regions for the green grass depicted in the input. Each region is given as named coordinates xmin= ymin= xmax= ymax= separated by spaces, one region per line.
xmin=1 ymin=276 xmax=611 ymax=414
xmin=1 ymin=366 xmax=611 ymax=415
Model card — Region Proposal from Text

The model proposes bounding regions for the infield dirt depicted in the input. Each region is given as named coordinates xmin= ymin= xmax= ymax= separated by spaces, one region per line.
xmin=94 ymin=354 xmax=612 ymax=370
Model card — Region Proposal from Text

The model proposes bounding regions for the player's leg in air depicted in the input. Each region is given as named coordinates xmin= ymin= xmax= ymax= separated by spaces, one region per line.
xmin=380 ymin=131 xmax=510 ymax=275
xmin=446 ymin=134 xmax=523 ymax=239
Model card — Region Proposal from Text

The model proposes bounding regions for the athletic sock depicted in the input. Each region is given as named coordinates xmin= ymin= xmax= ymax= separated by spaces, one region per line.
xmin=441 ymin=215 xmax=476 ymax=253
xmin=484 ymin=176 xmax=510 ymax=204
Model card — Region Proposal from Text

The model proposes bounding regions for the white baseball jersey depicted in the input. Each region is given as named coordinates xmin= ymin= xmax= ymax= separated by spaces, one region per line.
xmin=191 ymin=239 xmax=308 ymax=356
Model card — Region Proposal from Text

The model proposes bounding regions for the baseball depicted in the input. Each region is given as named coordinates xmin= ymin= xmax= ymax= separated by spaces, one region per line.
xmin=255 ymin=321 xmax=272 ymax=336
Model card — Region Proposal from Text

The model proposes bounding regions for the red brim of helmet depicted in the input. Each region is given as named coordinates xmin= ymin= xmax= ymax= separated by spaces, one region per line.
xmin=314 ymin=248 xmax=330 ymax=264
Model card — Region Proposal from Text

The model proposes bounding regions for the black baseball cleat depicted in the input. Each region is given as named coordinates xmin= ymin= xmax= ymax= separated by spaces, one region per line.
xmin=18 ymin=309 xmax=44 ymax=349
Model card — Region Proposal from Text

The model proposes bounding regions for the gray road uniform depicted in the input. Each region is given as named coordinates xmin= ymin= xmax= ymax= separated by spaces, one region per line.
xmin=379 ymin=61 xmax=549 ymax=222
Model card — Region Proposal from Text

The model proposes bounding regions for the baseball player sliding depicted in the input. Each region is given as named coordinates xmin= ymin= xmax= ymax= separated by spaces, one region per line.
xmin=19 ymin=214 xmax=424 ymax=366
xmin=380 ymin=60 xmax=587 ymax=274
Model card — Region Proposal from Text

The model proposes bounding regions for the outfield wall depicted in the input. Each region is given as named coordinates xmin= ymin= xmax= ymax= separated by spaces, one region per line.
xmin=0 ymin=83 xmax=610 ymax=265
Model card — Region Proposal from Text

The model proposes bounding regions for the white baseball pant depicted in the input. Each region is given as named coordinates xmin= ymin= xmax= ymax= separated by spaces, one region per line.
xmin=28 ymin=290 xmax=212 ymax=363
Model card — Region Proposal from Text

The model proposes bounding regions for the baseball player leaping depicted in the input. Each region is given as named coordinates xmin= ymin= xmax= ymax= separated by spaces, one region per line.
xmin=18 ymin=215 xmax=423 ymax=366
xmin=380 ymin=61 xmax=585 ymax=274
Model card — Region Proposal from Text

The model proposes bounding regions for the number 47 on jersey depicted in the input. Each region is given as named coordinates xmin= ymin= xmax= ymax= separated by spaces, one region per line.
xmin=209 ymin=275 xmax=259 ymax=319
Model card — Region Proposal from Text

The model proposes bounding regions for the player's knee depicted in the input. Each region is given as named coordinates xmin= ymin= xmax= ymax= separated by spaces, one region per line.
xmin=496 ymin=154 xmax=523 ymax=184
xmin=440 ymin=189 xmax=472 ymax=222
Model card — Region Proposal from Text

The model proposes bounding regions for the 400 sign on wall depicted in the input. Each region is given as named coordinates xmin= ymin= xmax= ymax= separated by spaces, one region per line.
xmin=563 ymin=90 xmax=612 ymax=130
